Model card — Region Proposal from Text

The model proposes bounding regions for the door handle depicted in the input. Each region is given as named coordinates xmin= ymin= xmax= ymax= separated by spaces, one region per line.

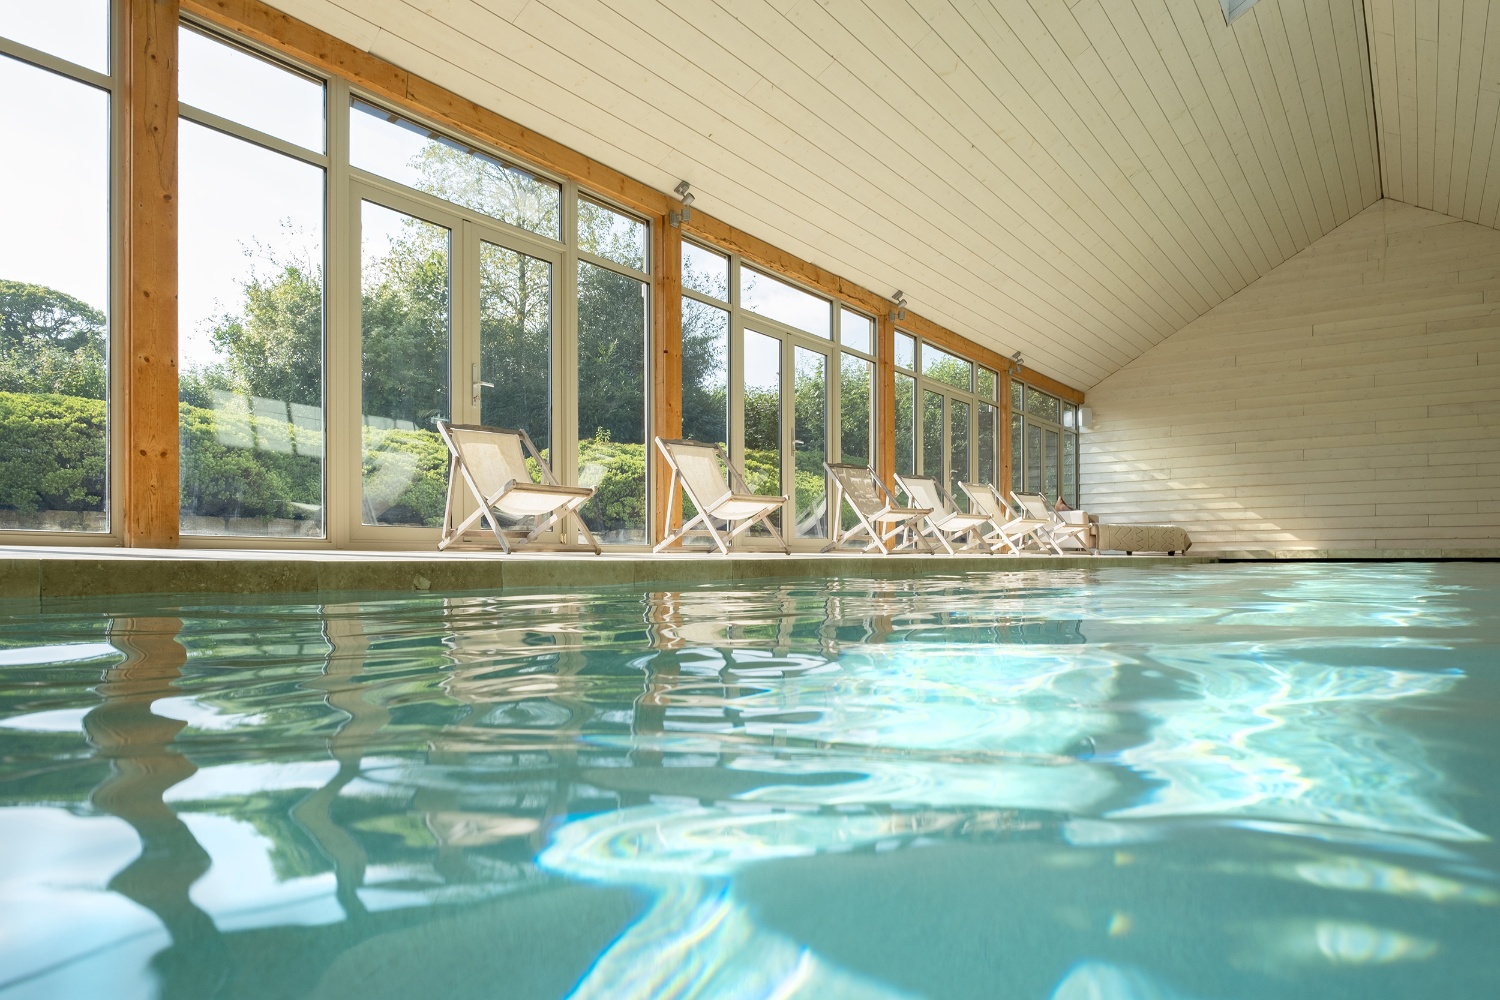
xmin=471 ymin=363 xmax=494 ymax=405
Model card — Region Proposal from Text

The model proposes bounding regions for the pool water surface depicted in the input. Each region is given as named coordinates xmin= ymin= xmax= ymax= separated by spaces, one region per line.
xmin=1 ymin=562 xmax=1498 ymax=998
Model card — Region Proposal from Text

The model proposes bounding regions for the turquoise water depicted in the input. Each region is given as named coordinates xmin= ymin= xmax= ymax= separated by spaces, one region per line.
xmin=1 ymin=562 xmax=1498 ymax=999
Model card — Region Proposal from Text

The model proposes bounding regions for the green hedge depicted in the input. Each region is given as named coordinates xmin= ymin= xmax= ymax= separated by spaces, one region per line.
xmin=0 ymin=392 xmax=107 ymax=513
xmin=0 ymin=392 xmax=828 ymax=535
xmin=179 ymin=401 xmax=321 ymax=521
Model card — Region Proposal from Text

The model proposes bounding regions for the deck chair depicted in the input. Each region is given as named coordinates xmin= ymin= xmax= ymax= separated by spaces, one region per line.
xmin=654 ymin=438 xmax=789 ymax=554
xmin=436 ymin=422 xmax=600 ymax=553
xmin=960 ymin=482 xmax=1048 ymax=555
xmin=1010 ymin=492 xmax=1081 ymax=555
xmin=895 ymin=475 xmax=994 ymax=554
xmin=822 ymin=463 xmax=933 ymax=554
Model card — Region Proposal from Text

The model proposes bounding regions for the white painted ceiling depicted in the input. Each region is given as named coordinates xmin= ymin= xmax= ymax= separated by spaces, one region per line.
xmin=265 ymin=0 xmax=1392 ymax=390
xmin=1366 ymin=0 xmax=1500 ymax=228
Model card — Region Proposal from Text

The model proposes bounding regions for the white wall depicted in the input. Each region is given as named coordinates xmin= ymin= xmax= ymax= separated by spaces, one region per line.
xmin=1081 ymin=200 xmax=1500 ymax=555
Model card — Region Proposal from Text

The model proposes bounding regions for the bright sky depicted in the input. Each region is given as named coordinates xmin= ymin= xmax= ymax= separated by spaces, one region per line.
xmin=0 ymin=55 xmax=110 ymax=311
xmin=178 ymin=120 xmax=323 ymax=370
xmin=0 ymin=3 xmax=108 ymax=74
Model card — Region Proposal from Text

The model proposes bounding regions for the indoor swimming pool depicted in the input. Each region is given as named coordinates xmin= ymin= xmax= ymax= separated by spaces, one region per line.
xmin=0 ymin=562 xmax=1497 ymax=999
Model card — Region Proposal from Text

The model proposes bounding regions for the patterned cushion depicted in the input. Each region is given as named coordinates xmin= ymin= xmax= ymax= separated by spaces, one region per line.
xmin=1095 ymin=523 xmax=1192 ymax=554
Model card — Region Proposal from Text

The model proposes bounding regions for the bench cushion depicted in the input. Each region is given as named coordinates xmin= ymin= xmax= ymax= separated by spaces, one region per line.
xmin=1095 ymin=523 xmax=1192 ymax=554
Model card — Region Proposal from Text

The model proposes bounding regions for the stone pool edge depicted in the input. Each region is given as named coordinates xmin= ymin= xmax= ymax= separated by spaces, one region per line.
xmin=0 ymin=551 xmax=1217 ymax=603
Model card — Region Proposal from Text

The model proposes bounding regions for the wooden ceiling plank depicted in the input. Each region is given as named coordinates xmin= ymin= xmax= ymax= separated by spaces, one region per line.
xmin=1111 ymin=0 xmax=1263 ymax=288
xmin=1430 ymin=0 xmax=1464 ymax=216
xmin=1133 ymin=0 xmax=1278 ymax=277
xmin=1174 ymin=0 xmax=1300 ymax=264
xmin=782 ymin=0 xmax=1182 ymax=347
xmin=1253 ymin=2 xmax=1340 ymax=235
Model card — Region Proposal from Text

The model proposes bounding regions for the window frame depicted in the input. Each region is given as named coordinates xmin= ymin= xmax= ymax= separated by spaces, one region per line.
xmin=0 ymin=2 xmax=123 ymax=543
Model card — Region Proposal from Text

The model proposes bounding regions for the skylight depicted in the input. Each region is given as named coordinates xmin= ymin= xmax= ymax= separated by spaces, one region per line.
xmin=1222 ymin=0 xmax=1260 ymax=23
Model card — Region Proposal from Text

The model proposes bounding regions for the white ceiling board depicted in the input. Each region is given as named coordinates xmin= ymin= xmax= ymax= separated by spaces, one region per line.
xmin=1367 ymin=0 xmax=1500 ymax=232
xmin=261 ymin=0 xmax=1382 ymax=390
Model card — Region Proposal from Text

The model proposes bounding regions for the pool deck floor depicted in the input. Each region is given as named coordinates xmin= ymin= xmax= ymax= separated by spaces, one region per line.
xmin=0 ymin=544 xmax=1217 ymax=602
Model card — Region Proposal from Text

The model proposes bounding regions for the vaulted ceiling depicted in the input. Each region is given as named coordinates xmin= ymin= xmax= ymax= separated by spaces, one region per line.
xmin=255 ymin=0 xmax=1479 ymax=391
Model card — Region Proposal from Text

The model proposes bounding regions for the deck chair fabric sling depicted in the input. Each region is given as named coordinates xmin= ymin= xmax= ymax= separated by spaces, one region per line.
xmin=437 ymin=422 xmax=601 ymax=554
xmin=823 ymin=463 xmax=933 ymax=554
xmin=1009 ymin=491 xmax=1073 ymax=555
xmin=654 ymin=438 xmax=789 ymax=554
xmin=960 ymin=482 xmax=1044 ymax=555
xmin=894 ymin=475 xmax=994 ymax=554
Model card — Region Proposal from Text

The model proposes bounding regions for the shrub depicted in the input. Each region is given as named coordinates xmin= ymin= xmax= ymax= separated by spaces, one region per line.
xmin=577 ymin=435 xmax=646 ymax=539
xmin=361 ymin=425 xmax=448 ymax=526
xmin=179 ymin=401 xmax=322 ymax=521
xmin=0 ymin=392 xmax=106 ymax=513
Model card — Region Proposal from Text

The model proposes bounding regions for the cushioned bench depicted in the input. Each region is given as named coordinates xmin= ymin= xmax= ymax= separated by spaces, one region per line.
xmin=1093 ymin=522 xmax=1192 ymax=555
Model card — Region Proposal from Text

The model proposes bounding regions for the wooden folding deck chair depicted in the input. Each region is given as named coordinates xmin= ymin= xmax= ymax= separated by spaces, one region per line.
xmin=654 ymin=438 xmax=789 ymax=554
xmin=1009 ymin=491 xmax=1076 ymax=555
xmin=822 ymin=462 xmax=933 ymax=554
xmin=436 ymin=422 xmax=600 ymax=553
xmin=895 ymin=474 xmax=994 ymax=554
xmin=961 ymin=481 xmax=1046 ymax=555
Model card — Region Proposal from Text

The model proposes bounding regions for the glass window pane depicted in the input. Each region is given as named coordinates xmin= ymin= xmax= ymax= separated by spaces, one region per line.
xmin=179 ymin=121 xmax=326 ymax=537
xmin=922 ymin=344 xmax=972 ymax=392
xmin=921 ymin=390 xmax=943 ymax=482
xmin=351 ymin=99 xmax=561 ymax=239
xmin=1011 ymin=415 xmax=1024 ymax=492
xmin=578 ymin=198 xmax=645 ymax=272
xmin=839 ymin=353 xmax=871 ymax=468
xmin=793 ymin=348 xmax=827 ymax=539
xmin=840 ymin=308 xmax=872 ymax=355
xmin=977 ymin=367 xmax=997 ymax=400
xmin=179 ymin=27 xmax=324 ymax=152
xmin=1025 ymin=422 xmax=1044 ymax=494
xmin=577 ymin=261 xmax=647 ymax=545
xmin=977 ymin=402 xmax=996 ymax=486
xmin=950 ymin=399 xmax=970 ymax=510
xmin=741 ymin=268 xmax=829 ymax=338
xmin=682 ymin=299 xmax=728 ymax=446
xmin=360 ymin=201 xmax=451 ymax=527
xmin=1064 ymin=403 xmax=1078 ymax=431
xmin=894 ymin=332 xmax=915 ymax=370
xmin=682 ymin=241 xmax=728 ymax=301
xmin=1063 ymin=432 xmax=1078 ymax=508
xmin=1045 ymin=428 xmax=1061 ymax=503
xmin=743 ymin=331 xmax=782 ymax=535
xmin=0 ymin=57 xmax=109 ymax=532
xmin=0 ymin=2 xmax=108 ymax=73
xmin=1025 ymin=385 xmax=1061 ymax=422
xmin=479 ymin=243 xmax=550 ymax=453
xmin=1011 ymin=379 xmax=1023 ymax=411
xmin=895 ymin=372 xmax=915 ymax=476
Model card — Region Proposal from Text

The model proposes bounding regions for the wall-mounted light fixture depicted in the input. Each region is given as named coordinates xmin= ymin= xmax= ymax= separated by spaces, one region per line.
xmin=669 ymin=180 xmax=694 ymax=227
xmin=1010 ymin=350 xmax=1024 ymax=373
xmin=890 ymin=290 xmax=907 ymax=322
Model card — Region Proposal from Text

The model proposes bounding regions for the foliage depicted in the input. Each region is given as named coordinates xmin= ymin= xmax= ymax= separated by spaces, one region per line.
xmin=362 ymin=425 xmax=448 ymax=527
xmin=0 ymin=281 xmax=107 ymax=400
xmin=577 ymin=433 xmax=646 ymax=540
xmin=0 ymin=392 xmax=106 ymax=513
xmin=179 ymin=400 xmax=321 ymax=522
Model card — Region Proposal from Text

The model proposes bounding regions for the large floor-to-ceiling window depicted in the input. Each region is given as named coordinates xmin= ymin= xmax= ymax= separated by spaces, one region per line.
xmin=0 ymin=5 xmax=114 ymax=534
xmin=1011 ymin=381 xmax=1079 ymax=507
xmin=680 ymin=239 xmax=875 ymax=547
xmin=178 ymin=24 xmax=327 ymax=537
xmin=894 ymin=333 xmax=999 ymax=510
xmin=168 ymin=16 xmax=652 ymax=549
